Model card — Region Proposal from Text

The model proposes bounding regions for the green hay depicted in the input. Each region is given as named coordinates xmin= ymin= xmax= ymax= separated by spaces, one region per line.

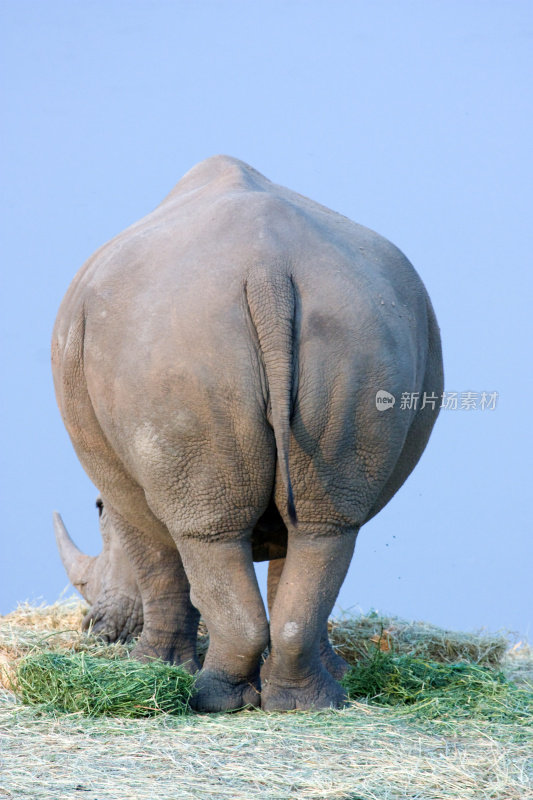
xmin=5 ymin=602 xmax=531 ymax=728
xmin=13 ymin=652 xmax=195 ymax=717
xmin=342 ymin=648 xmax=533 ymax=723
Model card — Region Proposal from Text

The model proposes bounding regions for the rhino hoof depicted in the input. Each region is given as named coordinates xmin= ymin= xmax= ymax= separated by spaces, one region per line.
xmin=190 ymin=668 xmax=261 ymax=713
xmin=261 ymin=667 xmax=348 ymax=712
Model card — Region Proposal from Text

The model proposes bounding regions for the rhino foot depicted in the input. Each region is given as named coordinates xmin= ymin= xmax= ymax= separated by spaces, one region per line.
xmin=82 ymin=593 xmax=143 ymax=643
xmin=261 ymin=666 xmax=348 ymax=711
xmin=190 ymin=668 xmax=261 ymax=713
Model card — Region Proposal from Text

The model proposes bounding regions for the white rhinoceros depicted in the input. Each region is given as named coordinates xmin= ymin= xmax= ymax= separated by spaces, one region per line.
xmin=52 ymin=155 xmax=443 ymax=711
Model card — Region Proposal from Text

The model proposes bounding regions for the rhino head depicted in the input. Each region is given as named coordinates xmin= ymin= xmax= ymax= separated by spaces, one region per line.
xmin=53 ymin=499 xmax=143 ymax=641
xmin=53 ymin=498 xmax=107 ymax=604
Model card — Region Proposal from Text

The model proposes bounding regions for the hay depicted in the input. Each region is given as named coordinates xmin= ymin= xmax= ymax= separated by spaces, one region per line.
xmin=0 ymin=597 xmax=131 ymax=689
xmin=13 ymin=652 xmax=195 ymax=717
xmin=0 ymin=597 xmax=86 ymax=632
xmin=0 ymin=600 xmax=532 ymax=799
xmin=342 ymin=650 xmax=532 ymax=722
xmin=1 ymin=688 xmax=531 ymax=800
xmin=329 ymin=610 xmax=508 ymax=666
xmin=503 ymin=640 xmax=533 ymax=688
xmin=1 ymin=598 xmax=508 ymax=668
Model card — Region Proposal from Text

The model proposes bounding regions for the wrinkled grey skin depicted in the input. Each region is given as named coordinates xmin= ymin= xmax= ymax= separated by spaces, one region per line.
xmin=55 ymin=498 xmax=348 ymax=681
xmin=52 ymin=155 xmax=443 ymax=711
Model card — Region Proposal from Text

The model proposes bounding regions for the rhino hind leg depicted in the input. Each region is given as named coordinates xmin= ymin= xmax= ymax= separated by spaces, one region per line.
xmin=177 ymin=534 xmax=269 ymax=712
xmin=265 ymin=557 xmax=350 ymax=684
xmin=261 ymin=529 xmax=357 ymax=711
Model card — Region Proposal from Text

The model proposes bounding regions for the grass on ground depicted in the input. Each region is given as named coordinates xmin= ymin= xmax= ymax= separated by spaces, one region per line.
xmin=0 ymin=599 xmax=531 ymax=800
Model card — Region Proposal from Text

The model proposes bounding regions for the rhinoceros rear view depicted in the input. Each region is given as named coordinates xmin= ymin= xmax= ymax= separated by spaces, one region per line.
xmin=52 ymin=156 xmax=443 ymax=711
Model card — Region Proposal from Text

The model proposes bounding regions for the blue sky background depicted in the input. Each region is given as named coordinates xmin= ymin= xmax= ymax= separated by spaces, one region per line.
xmin=1 ymin=1 xmax=531 ymax=638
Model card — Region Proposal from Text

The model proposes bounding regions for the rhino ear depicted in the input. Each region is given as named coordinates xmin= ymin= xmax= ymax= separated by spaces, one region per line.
xmin=53 ymin=511 xmax=99 ymax=603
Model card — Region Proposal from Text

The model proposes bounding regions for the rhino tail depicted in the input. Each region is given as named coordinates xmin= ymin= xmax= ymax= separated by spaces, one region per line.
xmin=245 ymin=266 xmax=297 ymax=526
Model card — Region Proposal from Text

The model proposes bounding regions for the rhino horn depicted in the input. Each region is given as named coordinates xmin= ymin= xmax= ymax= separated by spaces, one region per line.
xmin=53 ymin=511 xmax=99 ymax=603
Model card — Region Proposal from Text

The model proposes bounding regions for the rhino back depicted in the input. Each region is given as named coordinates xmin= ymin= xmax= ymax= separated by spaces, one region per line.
xmin=53 ymin=156 xmax=433 ymax=534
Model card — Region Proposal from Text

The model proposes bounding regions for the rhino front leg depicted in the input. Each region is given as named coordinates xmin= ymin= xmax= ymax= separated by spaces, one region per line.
xmin=265 ymin=557 xmax=350 ymax=682
xmin=105 ymin=505 xmax=200 ymax=671
xmin=177 ymin=534 xmax=269 ymax=712
xmin=261 ymin=529 xmax=357 ymax=711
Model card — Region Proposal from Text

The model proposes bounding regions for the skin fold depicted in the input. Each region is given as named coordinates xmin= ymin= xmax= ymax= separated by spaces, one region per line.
xmin=53 ymin=155 xmax=443 ymax=712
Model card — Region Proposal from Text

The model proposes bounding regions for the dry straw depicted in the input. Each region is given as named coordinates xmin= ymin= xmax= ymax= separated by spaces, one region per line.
xmin=1 ymin=600 xmax=531 ymax=800
xmin=328 ymin=610 xmax=509 ymax=666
